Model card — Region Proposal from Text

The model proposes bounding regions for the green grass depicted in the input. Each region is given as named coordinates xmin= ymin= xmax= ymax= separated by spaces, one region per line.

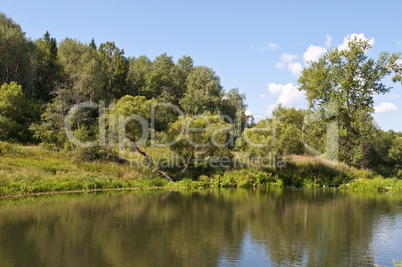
xmin=0 ymin=143 xmax=158 ymax=197
xmin=0 ymin=142 xmax=401 ymax=198
xmin=340 ymin=177 xmax=402 ymax=192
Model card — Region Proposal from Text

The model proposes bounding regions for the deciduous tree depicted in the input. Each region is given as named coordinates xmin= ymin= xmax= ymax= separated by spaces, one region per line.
xmin=298 ymin=37 xmax=401 ymax=165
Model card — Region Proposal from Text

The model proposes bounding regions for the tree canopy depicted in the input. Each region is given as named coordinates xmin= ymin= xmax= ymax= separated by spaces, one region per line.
xmin=1 ymin=12 xmax=401 ymax=174
xmin=0 ymin=13 xmax=33 ymax=92
xmin=298 ymin=37 xmax=401 ymax=166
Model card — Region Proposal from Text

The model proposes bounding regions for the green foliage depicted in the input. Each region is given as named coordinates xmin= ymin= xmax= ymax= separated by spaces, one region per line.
xmin=0 ymin=141 xmax=14 ymax=155
xmin=345 ymin=177 xmax=402 ymax=192
xmin=58 ymin=38 xmax=109 ymax=102
xmin=30 ymin=96 xmax=69 ymax=147
xmin=298 ymin=37 xmax=401 ymax=166
xmin=179 ymin=66 xmax=224 ymax=114
xmin=242 ymin=105 xmax=305 ymax=157
xmin=350 ymin=112 xmax=377 ymax=168
xmin=127 ymin=55 xmax=152 ymax=96
xmin=241 ymin=119 xmax=274 ymax=156
xmin=111 ymin=95 xmax=155 ymax=144
xmin=98 ymin=41 xmax=129 ymax=99
xmin=0 ymin=13 xmax=251 ymax=146
xmin=0 ymin=13 xmax=33 ymax=91
xmin=221 ymin=88 xmax=248 ymax=142
xmin=388 ymin=137 xmax=402 ymax=166
xmin=174 ymin=55 xmax=194 ymax=101
xmin=1 ymin=12 xmax=402 ymax=193
xmin=152 ymin=90 xmax=178 ymax=132
xmin=31 ymin=31 xmax=60 ymax=101
xmin=0 ymin=144 xmax=401 ymax=198
xmin=143 ymin=53 xmax=176 ymax=99
xmin=276 ymin=123 xmax=305 ymax=155
xmin=31 ymin=92 xmax=100 ymax=149
xmin=0 ymin=82 xmax=27 ymax=121
xmin=167 ymin=114 xmax=232 ymax=167
xmin=219 ymin=169 xmax=277 ymax=188
xmin=0 ymin=82 xmax=39 ymax=142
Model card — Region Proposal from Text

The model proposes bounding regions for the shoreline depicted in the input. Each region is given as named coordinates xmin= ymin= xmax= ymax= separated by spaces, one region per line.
xmin=0 ymin=143 xmax=401 ymax=199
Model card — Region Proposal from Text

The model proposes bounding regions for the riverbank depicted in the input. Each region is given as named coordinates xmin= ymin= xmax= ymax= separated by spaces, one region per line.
xmin=0 ymin=142 xmax=401 ymax=198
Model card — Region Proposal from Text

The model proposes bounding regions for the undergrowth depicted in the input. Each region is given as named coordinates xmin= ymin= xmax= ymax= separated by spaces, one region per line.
xmin=0 ymin=142 xmax=401 ymax=198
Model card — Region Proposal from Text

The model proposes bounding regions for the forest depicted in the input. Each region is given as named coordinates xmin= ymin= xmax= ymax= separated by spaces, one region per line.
xmin=1 ymin=12 xmax=402 ymax=194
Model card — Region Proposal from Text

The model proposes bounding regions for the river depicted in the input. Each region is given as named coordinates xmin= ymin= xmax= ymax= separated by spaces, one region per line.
xmin=0 ymin=189 xmax=401 ymax=266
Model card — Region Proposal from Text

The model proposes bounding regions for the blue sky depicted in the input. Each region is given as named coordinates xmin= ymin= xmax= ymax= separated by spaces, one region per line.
xmin=2 ymin=0 xmax=402 ymax=131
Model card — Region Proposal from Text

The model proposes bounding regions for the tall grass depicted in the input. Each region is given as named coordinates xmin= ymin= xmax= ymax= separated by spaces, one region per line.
xmin=0 ymin=142 xmax=401 ymax=198
xmin=341 ymin=177 xmax=402 ymax=192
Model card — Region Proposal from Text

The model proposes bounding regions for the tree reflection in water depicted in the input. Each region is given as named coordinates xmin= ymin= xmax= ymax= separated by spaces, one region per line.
xmin=0 ymin=189 xmax=401 ymax=267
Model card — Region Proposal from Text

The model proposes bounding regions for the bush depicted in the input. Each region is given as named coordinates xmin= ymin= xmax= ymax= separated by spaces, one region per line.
xmin=0 ymin=141 xmax=14 ymax=154
xmin=76 ymin=146 xmax=122 ymax=163
xmin=345 ymin=177 xmax=402 ymax=192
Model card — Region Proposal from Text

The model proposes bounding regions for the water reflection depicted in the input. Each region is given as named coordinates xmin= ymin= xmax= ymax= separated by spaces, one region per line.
xmin=0 ymin=189 xmax=401 ymax=266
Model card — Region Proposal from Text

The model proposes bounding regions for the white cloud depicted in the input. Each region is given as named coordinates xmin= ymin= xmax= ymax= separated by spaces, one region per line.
xmin=281 ymin=53 xmax=298 ymax=62
xmin=374 ymin=102 xmax=398 ymax=113
xmin=275 ymin=53 xmax=303 ymax=76
xmin=303 ymin=45 xmax=327 ymax=63
xmin=251 ymin=42 xmax=280 ymax=51
xmin=268 ymin=43 xmax=279 ymax=50
xmin=338 ymin=33 xmax=375 ymax=51
xmin=274 ymin=61 xmax=285 ymax=69
xmin=325 ymin=34 xmax=332 ymax=47
xmin=261 ymin=94 xmax=266 ymax=98
xmin=288 ymin=62 xmax=303 ymax=76
xmin=267 ymin=83 xmax=305 ymax=113
xmin=245 ymin=110 xmax=252 ymax=116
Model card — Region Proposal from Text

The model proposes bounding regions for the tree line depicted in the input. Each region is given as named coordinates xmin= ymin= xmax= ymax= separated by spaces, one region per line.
xmin=245 ymin=38 xmax=402 ymax=169
xmin=0 ymin=13 xmax=247 ymax=146
xmin=0 ymin=12 xmax=401 ymax=171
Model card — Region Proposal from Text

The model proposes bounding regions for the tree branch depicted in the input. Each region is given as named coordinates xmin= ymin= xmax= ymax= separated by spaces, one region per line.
xmin=158 ymin=170 xmax=173 ymax=182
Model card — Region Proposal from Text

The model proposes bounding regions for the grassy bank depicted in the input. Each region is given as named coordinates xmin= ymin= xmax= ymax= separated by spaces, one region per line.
xmin=0 ymin=142 xmax=401 ymax=198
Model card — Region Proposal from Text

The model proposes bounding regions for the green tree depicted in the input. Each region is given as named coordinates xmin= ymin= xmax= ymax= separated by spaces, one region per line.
xmin=241 ymin=118 xmax=274 ymax=157
xmin=152 ymin=90 xmax=179 ymax=132
xmin=0 ymin=13 xmax=33 ymax=93
xmin=179 ymin=66 xmax=224 ymax=115
xmin=388 ymin=136 xmax=402 ymax=166
xmin=221 ymin=88 xmax=248 ymax=143
xmin=242 ymin=105 xmax=305 ymax=157
xmin=143 ymin=53 xmax=176 ymax=99
xmin=89 ymin=38 xmax=97 ymax=50
xmin=31 ymin=94 xmax=70 ymax=148
xmin=167 ymin=114 xmax=232 ymax=167
xmin=58 ymin=38 xmax=108 ymax=102
xmin=31 ymin=31 xmax=60 ymax=101
xmin=173 ymin=55 xmax=194 ymax=102
xmin=0 ymin=82 xmax=36 ymax=142
xmin=111 ymin=95 xmax=156 ymax=159
xmin=272 ymin=105 xmax=305 ymax=130
xmin=371 ymin=129 xmax=398 ymax=166
xmin=98 ymin=41 xmax=129 ymax=99
xmin=127 ymin=55 xmax=152 ymax=96
xmin=298 ymin=37 xmax=401 ymax=165
xmin=31 ymin=87 xmax=99 ymax=149
xmin=349 ymin=111 xmax=380 ymax=168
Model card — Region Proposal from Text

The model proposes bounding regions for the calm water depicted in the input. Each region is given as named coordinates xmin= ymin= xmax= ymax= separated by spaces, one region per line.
xmin=0 ymin=189 xmax=401 ymax=267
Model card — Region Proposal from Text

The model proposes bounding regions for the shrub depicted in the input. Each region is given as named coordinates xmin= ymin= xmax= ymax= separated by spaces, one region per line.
xmin=0 ymin=141 xmax=14 ymax=154
xmin=76 ymin=146 xmax=122 ymax=163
